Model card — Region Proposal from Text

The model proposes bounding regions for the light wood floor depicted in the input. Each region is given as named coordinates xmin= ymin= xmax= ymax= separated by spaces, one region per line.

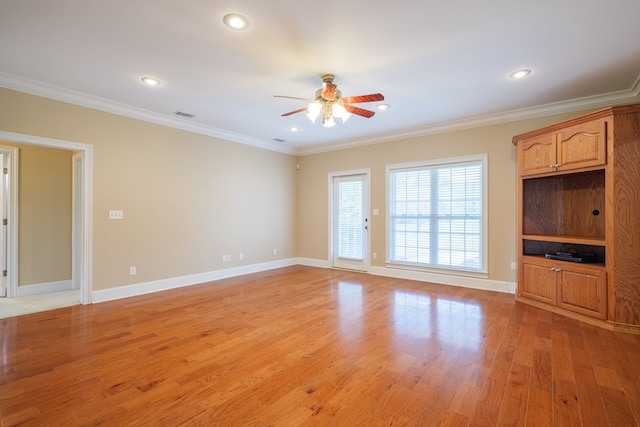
xmin=1 ymin=266 xmax=639 ymax=426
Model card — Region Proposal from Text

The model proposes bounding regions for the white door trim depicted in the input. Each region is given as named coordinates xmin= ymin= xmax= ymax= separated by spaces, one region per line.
xmin=328 ymin=169 xmax=371 ymax=272
xmin=0 ymin=146 xmax=19 ymax=298
xmin=72 ymin=152 xmax=83 ymax=291
xmin=0 ymin=131 xmax=93 ymax=304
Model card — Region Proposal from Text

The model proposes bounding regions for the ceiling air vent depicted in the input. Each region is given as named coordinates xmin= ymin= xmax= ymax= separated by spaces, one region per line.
xmin=273 ymin=138 xmax=286 ymax=143
xmin=174 ymin=111 xmax=195 ymax=118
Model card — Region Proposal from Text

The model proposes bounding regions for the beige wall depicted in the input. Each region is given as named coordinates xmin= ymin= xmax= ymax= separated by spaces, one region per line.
xmin=296 ymin=111 xmax=596 ymax=283
xmin=0 ymin=86 xmax=601 ymax=293
xmin=0 ymin=88 xmax=297 ymax=291
xmin=0 ymin=142 xmax=72 ymax=286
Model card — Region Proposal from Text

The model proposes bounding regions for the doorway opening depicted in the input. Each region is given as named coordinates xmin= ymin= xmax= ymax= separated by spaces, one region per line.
xmin=0 ymin=131 xmax=92 ymax=306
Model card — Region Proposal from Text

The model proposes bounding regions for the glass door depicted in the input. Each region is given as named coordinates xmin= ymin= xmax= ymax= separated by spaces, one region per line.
xmin=332 ymin=173 xmax=369 ymax=271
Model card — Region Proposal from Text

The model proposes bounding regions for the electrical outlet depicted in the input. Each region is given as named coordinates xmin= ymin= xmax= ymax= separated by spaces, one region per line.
xmin=511 ymin=261 xmax=517 ymax=271
xmin=109 ymin=210 xmax=124 ymax=220
xmin=129 ymin=266 xmax=136 ymax=276
xmin=239 ymin=252 xmax=244 ymax=260
xmin=373 ymin=252 xmax=378 ymax=260
xmin=273 ymin=248 xmax=277 ymax=255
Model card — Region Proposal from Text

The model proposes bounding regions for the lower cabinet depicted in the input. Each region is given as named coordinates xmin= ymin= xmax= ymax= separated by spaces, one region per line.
xmin=520 ymin=257 xmax=607 ymax=320
xmin=521 ymin=261 xmax=556 ymax=305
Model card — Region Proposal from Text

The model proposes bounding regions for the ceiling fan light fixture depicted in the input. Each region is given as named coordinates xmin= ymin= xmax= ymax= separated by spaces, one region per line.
xmin=307 ymin=101 xmax=321 ymax=123
xmin=323 ymin=116 xmax=336 ymax=128
xmin=223 ymin=14 xmax=249 ymax=30
xmin=332 ymin=103 xmax=351 ymax=123
xmin=276 ymin=74 xmax=383 ymax=126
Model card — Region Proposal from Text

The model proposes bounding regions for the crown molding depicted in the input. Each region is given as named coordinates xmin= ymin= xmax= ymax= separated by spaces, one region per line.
xmin=2 ymin=72 xmax=638 ymax=157
xmin=0 ymin=73 xmax=296 ymax=156
xmin=297 ymin=76 xmax=640 ymax=155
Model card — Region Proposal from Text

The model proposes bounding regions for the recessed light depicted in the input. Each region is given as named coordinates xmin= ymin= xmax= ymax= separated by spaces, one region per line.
xmin=288 ymin=126 xmax=299 ymax=132
xmin=509 ymin=69 xmax=531 ymax=79
xmin=376 ymin=104 xmax=390 ymax=111
xmin=223 ymin=14 xmax=249 ymax=30
xmin=141 ymin=76 xmax=161 ymax=86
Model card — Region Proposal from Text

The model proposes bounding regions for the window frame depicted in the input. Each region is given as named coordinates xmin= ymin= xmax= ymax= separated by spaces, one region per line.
xmin=385 ymin=154 xmax=488 ymax=278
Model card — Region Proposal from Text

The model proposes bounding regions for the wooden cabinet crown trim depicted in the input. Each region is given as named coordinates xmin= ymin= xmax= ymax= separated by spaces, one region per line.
xmin=511 ymin=102 xmax=640 ymax=146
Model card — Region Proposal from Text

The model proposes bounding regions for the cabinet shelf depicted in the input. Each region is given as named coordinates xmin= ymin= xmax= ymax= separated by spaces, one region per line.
xmin=522 ymin=234 xmax=605 ymax=246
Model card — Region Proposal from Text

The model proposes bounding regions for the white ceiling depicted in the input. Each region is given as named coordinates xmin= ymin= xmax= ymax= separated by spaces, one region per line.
xmin=1 ymin=1 xmax=639 ymax=155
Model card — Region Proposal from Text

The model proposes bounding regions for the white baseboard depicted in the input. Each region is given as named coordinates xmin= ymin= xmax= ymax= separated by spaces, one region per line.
xmin=91 ymin=258 xmax=298 ymax=303
xmin=295 ymin=257 xmax=330 ymax=269
xmin=17 ymin=280 xmax=73 ymax=296
xmin=370 ymin=265 xmax=516 ymax=294
xmin=297 ymin=258 xmax=516 ymax=294
xmin=91 ymin=257 xmax=515 ymax=304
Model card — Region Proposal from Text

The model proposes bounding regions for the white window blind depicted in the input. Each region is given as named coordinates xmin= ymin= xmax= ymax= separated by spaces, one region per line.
xmin=337 ymin=179 xmax=363 ymax=260
xmin=388 ymin=157 xmax=484 ymax=271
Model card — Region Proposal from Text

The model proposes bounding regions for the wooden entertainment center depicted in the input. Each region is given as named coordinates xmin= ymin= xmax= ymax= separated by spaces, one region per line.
xmin=513 ymin=102 xmax=640 ymax=334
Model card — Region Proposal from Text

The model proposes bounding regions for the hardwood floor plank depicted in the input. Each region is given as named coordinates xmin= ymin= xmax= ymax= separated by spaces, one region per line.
xmin=527 ymin=350 xmax=553 ymax=427
xmin=596 ymin=327 xmax=640 ymax=424
xmin=572 ymin=365 xmax=609 ymax=426
xmin=469 ymin=303 xmax=525 ymax=426
xmin=553 ymin=380 xmax=580 ymax=426
xmin=497 ymin=362 xmax=531 ymax=427
xmin=600 ymin=386 xmax=638 ymax=427
xmin=2 ymin=266 xmax=640 ymax=426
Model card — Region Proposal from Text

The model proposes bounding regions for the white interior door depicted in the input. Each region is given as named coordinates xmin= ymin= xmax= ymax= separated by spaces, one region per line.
xmin=332 ymin=173 xmax=369 ymax=271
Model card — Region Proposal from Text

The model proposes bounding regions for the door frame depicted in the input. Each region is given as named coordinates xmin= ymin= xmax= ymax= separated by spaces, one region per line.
xmin=0 ymin=146 xmax=18 ymax=298
xmin=328 ymin=169 xmax=371 ymax=272
xmin=0 ymin=131 xmax=93 ymax=304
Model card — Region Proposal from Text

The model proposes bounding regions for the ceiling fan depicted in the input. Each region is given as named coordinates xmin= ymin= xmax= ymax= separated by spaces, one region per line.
xmin=275 ymin=74 xmax=385 ymax=128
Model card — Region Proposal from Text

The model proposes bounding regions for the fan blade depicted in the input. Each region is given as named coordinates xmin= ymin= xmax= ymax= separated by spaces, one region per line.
xmin=274 ymin=95 xmax=314 ymax=102
xmin=344 ymin=104 xmax=375 ymax=118
xmin=340 ymin=93 xmax=384 ymax=104
xmin=281 ymin=107 xmax=308 ymax=117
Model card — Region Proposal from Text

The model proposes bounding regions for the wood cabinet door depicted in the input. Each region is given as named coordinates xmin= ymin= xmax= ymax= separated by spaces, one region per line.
xmin=557 ymin=265 xmax=606 ymax=319
xmin=521 ymin=261 xmax=557 ymax=304
xmin=556 ymin=119 xmax=607 ymax=171
xmin=519 ymin=133 xmax=557 ymax=176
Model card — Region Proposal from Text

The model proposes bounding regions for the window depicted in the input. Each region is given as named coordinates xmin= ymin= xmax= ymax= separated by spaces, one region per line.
xmin=336 ymin=179 xmax=363 ymax=260
xmin=387 ymin=155 xmax=487 ymax=274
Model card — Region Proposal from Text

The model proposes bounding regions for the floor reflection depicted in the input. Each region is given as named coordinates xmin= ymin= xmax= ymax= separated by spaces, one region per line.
xmin=393 ymin=290 xmax=481 ymax=350
xmin=393 ymin=291 xmax=431 ymax=338
xmin=338 ymin=281 xmax=363 ymax=338
xmin=435 ymin=298 xmax=482 ymax=350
